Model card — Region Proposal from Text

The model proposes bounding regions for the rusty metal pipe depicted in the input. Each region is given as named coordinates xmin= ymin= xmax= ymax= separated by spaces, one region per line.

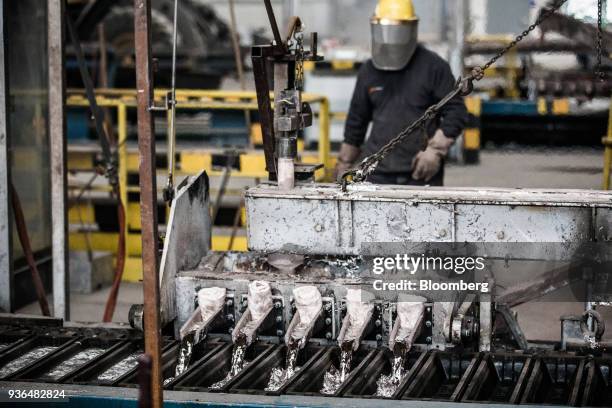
xmin=134 ymin=0 xmax=163 ymax=406
xmin=9 ymin=183 xmax=50 ymax=316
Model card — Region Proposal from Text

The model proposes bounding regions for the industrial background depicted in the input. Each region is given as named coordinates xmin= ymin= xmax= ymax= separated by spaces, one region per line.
xmin=0 ymin=0 xmax=611 ymax=407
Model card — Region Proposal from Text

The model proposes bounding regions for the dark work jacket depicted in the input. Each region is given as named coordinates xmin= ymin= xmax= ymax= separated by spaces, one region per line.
xmin=344 ymin=45 xmax=468 ymax=175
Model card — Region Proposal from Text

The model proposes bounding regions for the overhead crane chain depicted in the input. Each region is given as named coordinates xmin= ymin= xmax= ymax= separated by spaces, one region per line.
xmin=340 ymin=0 xmax=579 ymax=189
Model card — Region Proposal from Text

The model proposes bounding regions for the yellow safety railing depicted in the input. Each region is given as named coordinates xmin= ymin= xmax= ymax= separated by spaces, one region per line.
xmin=66 ymin=89 xmax=332 ymax=179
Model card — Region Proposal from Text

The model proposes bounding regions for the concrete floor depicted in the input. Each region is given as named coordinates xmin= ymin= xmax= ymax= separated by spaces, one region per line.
xmin=17 ymin=146 xmax=611 ymax=342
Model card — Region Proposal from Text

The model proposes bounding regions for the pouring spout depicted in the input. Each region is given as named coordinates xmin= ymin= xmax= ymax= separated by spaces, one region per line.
xmin=285 ymin=285 xmax=323 ymax=349
xmin=233 ymin=281 xmax=274 ymax=347
xmin=179 ymin=287 xmax=227 ymax=344
xmin=337 ymin=289 xmax=375 ymax=351
xmin=389 ymin=295 xmax=426 ymax=353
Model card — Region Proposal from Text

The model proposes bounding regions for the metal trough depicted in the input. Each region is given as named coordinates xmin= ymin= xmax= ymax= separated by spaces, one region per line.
xmin=342 ymin=348 xmax=428 ymax=399
xmin=228 ymin=344 xmax=326 ymax=396
xmin=520 ymin=355 xmax=585 ymax=406
xmin=14 ymin=336 xmax=126 ymax=382
xmin=284 ymin=346 xmax=377 ymax=397
xmin=461 ymin=353 xmax=533 ymax=403
xmin=172 ymin=342 xmax=275 ymax=392
xmin=400 ymin=351 xmax=481 ymax=401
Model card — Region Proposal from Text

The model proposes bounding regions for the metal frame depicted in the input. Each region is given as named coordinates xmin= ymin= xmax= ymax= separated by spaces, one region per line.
xmin=0 ymin=0 xmax=11 ymax=313
xmin=64 ymin=89 xmax=332 ymax=280
xmin=48 ymin=0 xmax=69 ymax=320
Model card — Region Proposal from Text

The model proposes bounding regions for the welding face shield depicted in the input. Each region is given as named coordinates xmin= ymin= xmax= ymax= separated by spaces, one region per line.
xmin=370 ymin=0 xmax=419 ymax=71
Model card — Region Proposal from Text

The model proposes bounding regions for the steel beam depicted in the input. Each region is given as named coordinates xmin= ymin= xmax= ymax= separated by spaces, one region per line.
xmin=48 ymin=0 xmax=69 ymax=321
xmin=449 ymin=0 xmax=467 ymax=79
xmin=0 ymin=0 xmax=12 ymax=313
xmin=133 ymin=0 xmax=163 ymax=406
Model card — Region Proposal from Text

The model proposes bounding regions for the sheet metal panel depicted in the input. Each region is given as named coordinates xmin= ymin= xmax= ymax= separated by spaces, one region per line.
xmin=245 ymin=184 xmax=612 ymax=255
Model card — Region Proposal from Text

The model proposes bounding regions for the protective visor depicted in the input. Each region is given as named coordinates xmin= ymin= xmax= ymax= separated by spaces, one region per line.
xmin=371 ymin=18 xmax=419 ymax=71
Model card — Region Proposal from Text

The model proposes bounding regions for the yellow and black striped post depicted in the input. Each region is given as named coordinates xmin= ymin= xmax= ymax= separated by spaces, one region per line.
xmin=463 ymin=96 xmax=481 ymax=164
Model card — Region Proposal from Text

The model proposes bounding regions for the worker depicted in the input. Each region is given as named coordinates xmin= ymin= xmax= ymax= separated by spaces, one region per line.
xmin=335 ymin=0 xmax=468 ymax=186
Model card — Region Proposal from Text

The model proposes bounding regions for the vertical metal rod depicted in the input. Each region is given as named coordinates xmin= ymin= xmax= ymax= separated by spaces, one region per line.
xmin=166 ymin=0 xmax=178 ymax=195
xmin=450 ymin=0 xmax=467 ymax=79
xmin=602 ymin=96 xmax=612 ymax=189
xmin=137 ymin=354 xmax=153 ymax=408
xmin=133 ymin=0 xmax=163 ymax=407
xmin=0 ymin=0 xmax=13 ymax=313
xmin=227 ymin=0 xmax=252 ymax=146
xmin=251 ymin=47 xmax=277 ymax=180
xmin=264 ymin=0 xmax=283 ymax=48
xmin=318 ymin=98 xmax=331 ymax=180
xmin=48 ymin=0 xmax=69 ymax=321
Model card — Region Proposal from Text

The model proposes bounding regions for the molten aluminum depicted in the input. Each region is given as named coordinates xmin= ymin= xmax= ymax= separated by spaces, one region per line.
xmin=164 ymin=336 xmax=194 ymax=385
xmin=265 ymin=346 xmax=300 ymax=392
xmin=375 ymin=355 xmax=406 ymax=397
xmin=0 ymin=346 xmax=59 ymax=378
xmin=210 ymin=344 xmax=248 ymax=389
xmin=97 ymin=353 xmax=140 ymax=383
xmin=40 ymin=348 xmax=106 ymax=380
xmin=320 ymin=346 xmax=353 ymax=395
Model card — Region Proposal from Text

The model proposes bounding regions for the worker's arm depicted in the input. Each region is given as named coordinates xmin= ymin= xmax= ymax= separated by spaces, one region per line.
xmin=433 ymin=62 xmax=468 ymax=139
xmin=412 ymin=61 xmax=467 ymax=182
xmin=335 ymin=66 xmax=374 ymax=180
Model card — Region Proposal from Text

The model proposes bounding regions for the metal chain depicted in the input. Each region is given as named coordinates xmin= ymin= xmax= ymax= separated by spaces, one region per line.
xmin=340 ymin=0 xmax=569 ymax=189
xmin=596 ymin=0 xmax=606 ymax=80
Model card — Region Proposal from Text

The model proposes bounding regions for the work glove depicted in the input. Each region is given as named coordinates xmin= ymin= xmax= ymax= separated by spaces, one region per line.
xmin=334 ymin=143 xmax=361 ymax=182
xmin=411 ymin=129 xmax=454 ymax=182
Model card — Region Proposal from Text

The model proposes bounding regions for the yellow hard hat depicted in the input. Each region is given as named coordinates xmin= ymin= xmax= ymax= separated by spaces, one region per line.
xmin=374 ymin=0 xmax=417 ymax=22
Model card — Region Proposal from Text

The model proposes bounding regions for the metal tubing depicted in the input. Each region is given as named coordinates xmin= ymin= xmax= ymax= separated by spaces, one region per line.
xmin=318 ymin=97 xmax=331 ymax=180
xmin=133 ymin=0 xmax=163 ymax=406
xmin=263 ymin=0 xmax=283 ymax=49
xmin=48 ymin=0 xmax=69 ymax=321
xmin=0 ymin=0 xmax=12 ymax=313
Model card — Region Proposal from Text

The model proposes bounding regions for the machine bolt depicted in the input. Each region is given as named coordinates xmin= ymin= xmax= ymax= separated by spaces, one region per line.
xmin=376 ymin=334 xmax=383 ymax=341
xmin=226 ymin=314 xmax=234 ymax=322
xmin=276 ymin=315 xmax=283 ymax=323
xmin=243 ymin=300 xmax=248 ymax=307
xmin=497 ymin=231 xmax=505 ymax=240
xmin=439 ymin=229 xmax=447 ymax=238
xmin=314 ymin=224 xmax=324 ymax=232
xmin=325 ymin=317 xmax=332 ymax=325
xmin=226 ymin=299 xmax=234 ymax=307
xmin=341 ymin=303 xmax=346 ymax=311
xmin=426 ymin=336 xmax=432 ymax=344
xmin=276 ymin=330 xmax=284 ymax=336
xmin=324 ymin=303 xmax=331 ymax=312
xmin=326 ymin=332 xmax=332 ymax=340
xmin=375 ymin=319 xmax=381 ymax=327
xmin=425 ymin=320 xmax=432 ymax=328
xmin=228 ymin=327 xmax=234 ymax=334
xmin=274 ymin=301 xmax=282 ymax=309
